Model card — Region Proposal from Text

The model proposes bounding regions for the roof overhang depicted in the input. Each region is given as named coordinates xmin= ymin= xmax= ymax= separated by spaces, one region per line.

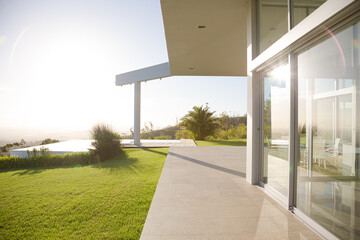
xmin=161 ymin=0 xmax=248 ymax=76
xmin=115 ymin=0 xmax=248 ymax=86
xmin=116 ymin=62 xmax=171 ymax=86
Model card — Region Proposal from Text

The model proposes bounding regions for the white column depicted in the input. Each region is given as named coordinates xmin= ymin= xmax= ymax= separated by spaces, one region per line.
xmin=246 ymin=73 xmax=261 ymax=185
xmin=246 ymin=0 xmax=261 ymax=185
xmin=134 ymin=82 xmax=141 ymax=145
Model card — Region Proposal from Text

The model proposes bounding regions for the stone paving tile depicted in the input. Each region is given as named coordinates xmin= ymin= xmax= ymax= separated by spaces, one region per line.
xmin=140 ymin=146 xmax=323 ymax=240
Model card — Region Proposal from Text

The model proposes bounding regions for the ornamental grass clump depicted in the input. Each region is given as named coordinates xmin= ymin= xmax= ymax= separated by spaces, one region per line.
xmin=90 ymin=123 xmax=123 ymax=161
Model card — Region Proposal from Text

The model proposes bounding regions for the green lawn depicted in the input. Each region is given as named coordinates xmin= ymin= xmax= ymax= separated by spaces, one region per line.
xmin=0 ymin=148 xmax=168 ymax=239
xmin=196 ymin=139 xmax=247 ymax=146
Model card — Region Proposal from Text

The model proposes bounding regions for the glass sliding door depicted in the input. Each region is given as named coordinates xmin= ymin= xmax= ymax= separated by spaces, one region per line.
xmin=296 ymin=18 xmax=360 ymax=239
xmin=262 ymin=63 xmax=290 ymax=198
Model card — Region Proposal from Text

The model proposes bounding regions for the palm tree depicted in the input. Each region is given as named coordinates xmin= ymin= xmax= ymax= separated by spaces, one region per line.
xmin=181 ymin=104 xmax=219 ymax=140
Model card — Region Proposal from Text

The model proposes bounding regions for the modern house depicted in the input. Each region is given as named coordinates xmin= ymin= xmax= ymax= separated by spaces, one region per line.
xmin=116 ymin=0 xmax=360 ymax=239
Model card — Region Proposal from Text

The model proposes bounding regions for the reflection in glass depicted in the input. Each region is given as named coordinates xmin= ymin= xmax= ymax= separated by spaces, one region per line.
xmin=257 ymin=0 xmax=288 ymax=54
xmin=293 ymin=0 xmax=326 ymax=26
xmin=297 ymin=19 xmax=360 ymax=239
xmin=262 ymin=63 xmax=290 ymax=197
xmin=257 ymin=0 xmax=327 ymax=54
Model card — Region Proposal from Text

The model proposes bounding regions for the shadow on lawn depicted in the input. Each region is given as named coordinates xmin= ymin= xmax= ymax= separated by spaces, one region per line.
xmin=5 ymin=148 xmax=169 ymax=175
xmin=141 ymin=148 xmax=168 ymax=157
xmin=7 ymin=152 xmax=138 ymax=176
xmin=9 ymin=164 xmax=83 ymax=176
xmin=93 ymin=148 xmax=168 ymax=173
xmin=9 ymin=168 xmax=48 ymax=175
xmin=91 ymin=152 xmax=139 ymax=173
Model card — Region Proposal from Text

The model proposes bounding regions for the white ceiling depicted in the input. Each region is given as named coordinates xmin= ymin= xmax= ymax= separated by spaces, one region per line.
xmin=160 ymin=0 xmax=249 ymax=76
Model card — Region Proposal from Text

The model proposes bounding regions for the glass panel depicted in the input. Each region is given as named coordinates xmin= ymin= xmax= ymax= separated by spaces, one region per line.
xmin=257 ymin=0 xmax=288 ymax=54
xmin=262 ymin=63 xmax=290 ymax=197
xmin=293 ymin=0 xmax=326 ymax=27
xmin=297 ymin=19 xmax=360 ymax=239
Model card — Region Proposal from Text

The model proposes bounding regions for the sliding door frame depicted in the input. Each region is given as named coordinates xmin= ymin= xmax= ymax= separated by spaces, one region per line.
xmin=252 ymin=1 xmax=360 ymax=239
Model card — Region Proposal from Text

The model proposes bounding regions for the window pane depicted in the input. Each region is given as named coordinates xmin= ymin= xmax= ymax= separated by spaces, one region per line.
xmin=262 ymin=63 xmax=290 ymax=197
xmin=257 ymin=0 xmax=288 ymax=54
xmin=297 ymin=18 xmax=360 ymax=240
xmin=293 ymin=0 xmax=326 ymax=26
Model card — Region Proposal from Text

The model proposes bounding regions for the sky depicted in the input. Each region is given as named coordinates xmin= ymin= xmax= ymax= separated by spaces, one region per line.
xmin=0 ymin=0 xmax=247 ymax=142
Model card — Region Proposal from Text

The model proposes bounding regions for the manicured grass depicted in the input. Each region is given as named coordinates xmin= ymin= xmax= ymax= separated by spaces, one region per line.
xmin=196 ymin=139 xmax=247 ymax=146
xmin=0 ymin=148 xmax=168 ymax=239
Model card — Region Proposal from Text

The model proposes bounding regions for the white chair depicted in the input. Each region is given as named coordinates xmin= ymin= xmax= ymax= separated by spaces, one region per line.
xmin=313 ymin=137 xmax=326 ymax=168
xmin=328 ymin=138 xmax=340 ymax=168
xmin=304 ymin=137 xmax=326 ymax=168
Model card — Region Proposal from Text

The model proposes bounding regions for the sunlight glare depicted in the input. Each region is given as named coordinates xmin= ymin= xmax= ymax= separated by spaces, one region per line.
xmin=269 ymin=64 xmax=289 ymax=83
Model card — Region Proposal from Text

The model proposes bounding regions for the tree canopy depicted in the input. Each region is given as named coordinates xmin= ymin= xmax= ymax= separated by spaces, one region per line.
xmin=40 ymin=138 xmax=60 ymax=145
xmin=181 ymin=104 xmax=219 ymax=140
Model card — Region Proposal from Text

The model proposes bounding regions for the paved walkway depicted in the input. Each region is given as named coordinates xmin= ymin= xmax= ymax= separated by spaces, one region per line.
xmin=140 ymin=146 xmax=322 ymax=240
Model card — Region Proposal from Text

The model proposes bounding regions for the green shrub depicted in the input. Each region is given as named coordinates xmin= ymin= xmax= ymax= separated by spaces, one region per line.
xmin=175 ymin=129 xmax=194 ymax=139
xmin=235 ymin=123 xmax=247 ymax=139
xmin=0 ymin=152 xmax=96 ymax=169
xmin=205 ymin=135 xmax=216 ymax=140
xmin=26 ymin=147 xmax=50 ymax=157
xmin=214 ymin=123 xmax=247 ymax=140
xmin=1 ymin=147 xmax=8 ymax=153
xmin=141 ymin=121 xmax=154 ymax=139
xmin=40 ymin=138 xmax=60 ymax=145
xmin=90 ymin=123 xmax=123 ymax=161
xmin=154 ymin=135 xmax=171 ymax=140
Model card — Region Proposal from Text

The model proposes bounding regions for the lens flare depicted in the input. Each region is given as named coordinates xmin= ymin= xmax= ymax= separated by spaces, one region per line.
xmin=0 ymin=36 xmax=5 ymax=44
xmin=324 ymin=26 xmax=346 ymax=74
xmin=9 ymin=25 xmax=31 ymax=71
xmin=354 ymin=39 xmax=359 ymax=49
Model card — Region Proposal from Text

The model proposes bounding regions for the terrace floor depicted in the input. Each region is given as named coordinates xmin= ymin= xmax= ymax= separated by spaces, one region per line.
xmin=140 ymin=146 xmax=322 ymax=240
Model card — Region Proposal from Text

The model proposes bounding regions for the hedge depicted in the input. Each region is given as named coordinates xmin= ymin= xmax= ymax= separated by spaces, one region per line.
xmin=0 ymin=152 xmax=97 ymax=169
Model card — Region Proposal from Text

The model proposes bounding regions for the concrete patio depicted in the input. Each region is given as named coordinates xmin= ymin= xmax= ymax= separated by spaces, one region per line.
xmin=140 ymin=146 xmax=322 ymax=240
